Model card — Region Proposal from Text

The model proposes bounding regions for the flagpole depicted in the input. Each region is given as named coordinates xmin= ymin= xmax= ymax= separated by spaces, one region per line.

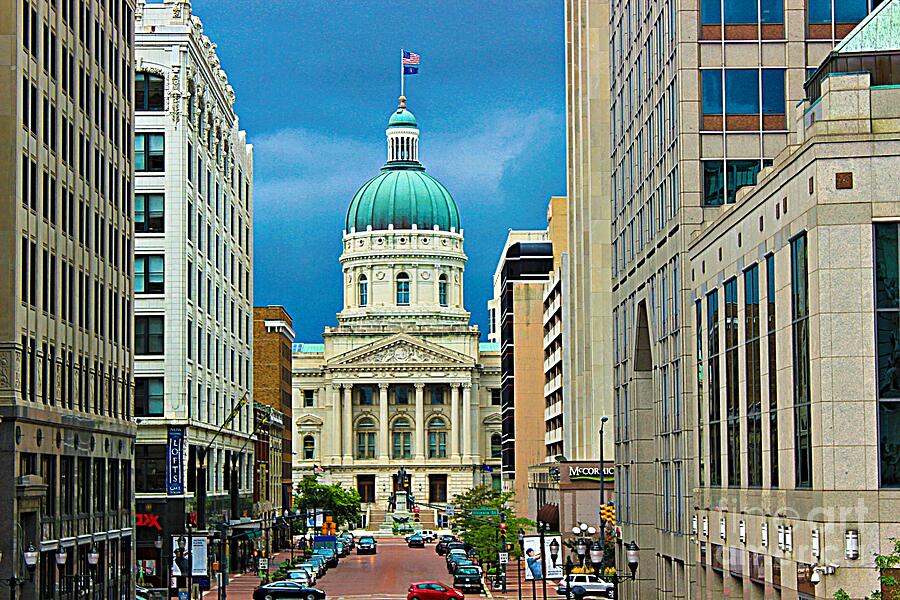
xmin=400 ymin=48 xmax=404 ymax=99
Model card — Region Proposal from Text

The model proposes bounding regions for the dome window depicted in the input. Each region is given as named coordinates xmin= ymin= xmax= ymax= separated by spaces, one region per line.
xmin=396 ymin=272 xmax=410 ymax=305
xmin=439 ymin=274 xmax=449 ymax=307
xmin=358 ymin=274 xmax=368 ymax=307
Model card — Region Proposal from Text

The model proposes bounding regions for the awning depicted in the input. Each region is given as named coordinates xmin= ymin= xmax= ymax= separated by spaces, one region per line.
xmin=537 ymin=503 xmax=560 ymax=530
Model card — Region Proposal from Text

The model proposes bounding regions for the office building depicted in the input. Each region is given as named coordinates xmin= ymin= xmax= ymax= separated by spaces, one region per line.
xmin=133 ymin=0 xmax=254 ymax=587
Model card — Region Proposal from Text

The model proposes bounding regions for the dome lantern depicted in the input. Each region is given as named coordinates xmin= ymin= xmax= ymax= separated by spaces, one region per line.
xmin=386 ymin=96 xmax=419 ymax=163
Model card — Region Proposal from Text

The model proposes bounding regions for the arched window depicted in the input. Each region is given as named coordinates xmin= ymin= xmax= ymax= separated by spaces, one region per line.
xmin=135 ymin=72 xmax=165 ymax=111
xmin=358 ymin=274 xmax=368 ymax=307
xmin=392 ymin=418 xmax=412 ymax=459
xmin=491 ymin=433 xmax=502 ymax=459
xmin=303 ymin=435 xmax=316 ymax=460
xmin=356 ymin=418 xmax=376 ymax=459
xmin=439 ymin=274 xmax=449 ymax=307
xmin=428 ymin=417 xmax=448 ymax=458
xmin=396 ymin=272 xmax=410 ymax=305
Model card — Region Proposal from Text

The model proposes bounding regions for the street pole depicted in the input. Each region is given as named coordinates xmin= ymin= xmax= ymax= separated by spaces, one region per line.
xmin=598 ymin=416 xmax=608 ymax=573
xmin=187 ymin=524 xmax=194 ymax=600
xmin=539 ymin=523 xmax=547 ymax=600
xmin=516 ymin=554 xmax=522 ymax=600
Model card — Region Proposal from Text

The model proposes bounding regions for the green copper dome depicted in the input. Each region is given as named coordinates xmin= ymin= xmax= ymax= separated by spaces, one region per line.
xmin=346 ymin=165 xmax=460 ymax=232
xmin=388 ymin=108 xmax=418 ymax=128
xmin=345 ymin=100 xmax=460 ymax=233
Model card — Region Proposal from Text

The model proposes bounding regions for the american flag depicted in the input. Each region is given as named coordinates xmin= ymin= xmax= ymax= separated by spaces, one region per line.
xmin=402 ymin=51 xmax=420 ymax=65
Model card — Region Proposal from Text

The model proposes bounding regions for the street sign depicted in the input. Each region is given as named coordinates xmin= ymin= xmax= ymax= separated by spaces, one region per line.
xmin=258 ymin=558 xmax=269 ymax=571
xmin=446 ymin=505 xmax=455 ymax=517
xmin=499 ymin=552 xmax=509 ymax=564
xmin=472 ymin=508 xmax=499 ymax=516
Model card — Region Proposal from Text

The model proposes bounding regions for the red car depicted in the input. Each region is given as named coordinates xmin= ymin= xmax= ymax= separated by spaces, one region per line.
xmin=407 ymin=581 xmax=464 ymax=600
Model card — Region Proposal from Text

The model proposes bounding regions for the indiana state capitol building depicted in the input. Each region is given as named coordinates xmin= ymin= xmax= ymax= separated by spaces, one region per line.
xmin=292 ymin=98 xmax=501 ymax=525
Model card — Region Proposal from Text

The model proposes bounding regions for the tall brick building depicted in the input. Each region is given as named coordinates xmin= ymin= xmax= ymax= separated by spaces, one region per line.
xmin=253 ymin=306 xmax=295 ymax=524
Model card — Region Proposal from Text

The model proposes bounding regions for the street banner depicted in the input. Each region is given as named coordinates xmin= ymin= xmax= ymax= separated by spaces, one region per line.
xmin=171 ymin=536 xmax=208 ymax=577
xmin=522 ymin=535 xmax=564 ymax=580
xmin=166 ymin=427 xmax=185 ymax=495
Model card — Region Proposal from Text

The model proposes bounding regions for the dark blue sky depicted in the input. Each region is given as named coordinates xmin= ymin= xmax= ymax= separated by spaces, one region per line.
xmin=191 ymin=0 xmax=567 ymax=341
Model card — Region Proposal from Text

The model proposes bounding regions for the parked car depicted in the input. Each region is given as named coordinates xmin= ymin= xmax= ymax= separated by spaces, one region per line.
xmin=453 ymin=566 xmax=483 ymax=593
xmin=296 ymin=563 xmax=318 ymax=584
xmin=312 ymin=549 xmax=338 ymax=568
xmin=407 ymin=581 xmax=463 ymax=600
xmin=285 ymin=569 xmax=311 ymax=587
xmin=408 ymin=534 xmax=426 ymax=548
xmin=252 ymin=581 xmax=327 ymax=600
xmin=435 ymin=535 xmax=458 ymax=555
xmin=307 ymin=555 xmax=326 ymax=574
xmin=340 ymin=532 xmax=355 ymax=549
xmin=445 ymin=549 xmax=467 ymax=568
xmin=357 ymin=536 xmax=377 ymax=555
xmin=556 ymin=574 xmax=615 ymax=598
xmin=445 ymin=542 xmax=469 ymax=555
xmin=448 ymin=558 xmax=475 ymax=575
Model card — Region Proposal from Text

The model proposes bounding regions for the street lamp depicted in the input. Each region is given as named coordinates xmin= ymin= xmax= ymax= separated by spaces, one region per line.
xmin=22 ymin=546 xmax=37 ymax=575
xmin=548 ymin=538 xmax=560 ymax=568
xmin=55 ymin=548 xmax=68 ymax=596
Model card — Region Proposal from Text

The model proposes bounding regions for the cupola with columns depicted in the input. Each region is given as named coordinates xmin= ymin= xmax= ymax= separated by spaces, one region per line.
xmin=339 ymin=97 xmax=469 ymax=325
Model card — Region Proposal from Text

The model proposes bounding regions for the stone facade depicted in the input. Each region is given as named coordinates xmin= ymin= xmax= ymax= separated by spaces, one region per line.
xmin=689 ymin=69 xmax=900 ymax=600
xmin=0 ymin=0 xmax=137 ymax=597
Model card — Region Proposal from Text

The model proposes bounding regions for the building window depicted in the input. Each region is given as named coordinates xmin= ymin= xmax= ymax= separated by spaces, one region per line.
xmin=695 ymin=300 xmax=705 ymax=487
xmin=396 ymin=272 xmax=410 ymax=305
xmin=303 ymin=435 xmax=315 ymax=460
xmin=135 ymin=255 xmax=165 ymax=294
xmin=358 ymin=274 xmax=368 ymax=307
xmin=356 ymin=418 xmax=376 ymax=459
xmin=135 ymin=316 xmax=164 ymax=355
xmin=701 ymin=0 xmax=783 ymax=24
xmin=357 ymin=386 xmax=374 ymax=405
xmin=701 ymin=69 xmax=785 ymax=131
xmin=724 ymin=278 xmax=741 ymax=487
xmin=490 ymin=433 xmax=501 ymax=459
xmin=394 ymin=385 xmax=410 ymax=405
xmin=439 ymin=274 xmax=448 ymax=306
xmin=429 ymin=386 xmax=444 ymax=405
xmin=428 ymin=417 xmax=447 ymax=458
xmin=134 ymin=444 xmax=166 ymax=493
xmin=135 ymin=133 xmax=164 ymax=172
xmin=135 ymin=72 xmax=164 ymax=111
xmin=876 ymin=223 xmax=900 ymax=487
xmin=745 ymin=264 xmax=763 ymax=487
xmin=808 ymin=0 xmax=867 ymax=24
xmin=135 ymin=377 xmax=164 ymax=417
xmin=303 ymin=389 xmax=315 ymax=407
xmin=392 ymin=418 xmax=412 ymax=459
xmin=703 ymin=159 xmax=767 ymax=206
xmin=135 ymin=193 xmax=164 ymax=233
xmin=707 ymin=289 xmax=722 ymax=487
xmin=491 ymin=388 xmax=501 ymax=406
xmin=791 ymin=234 xmax=812 ymax=488
xmin=767 ymin=254 xmax=779 ymax=487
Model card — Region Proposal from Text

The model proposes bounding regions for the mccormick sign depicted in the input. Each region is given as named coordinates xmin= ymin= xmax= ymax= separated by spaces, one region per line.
xmin=559 ymin=461 xmax=614 ymax=490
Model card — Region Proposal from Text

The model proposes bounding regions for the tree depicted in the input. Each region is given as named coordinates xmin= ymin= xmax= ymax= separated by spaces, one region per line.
xmin=834 ymin=538 xmax=900 ymax=600
xmin=448 ymin=485 xmax=533 ymax=566
xmin=292 ymin=475 xmax=362 ymax=529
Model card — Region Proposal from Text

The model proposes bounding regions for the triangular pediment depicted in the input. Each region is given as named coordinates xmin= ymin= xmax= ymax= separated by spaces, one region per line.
xmin=296 ymin=414 xmax=324 ymax=427
xmin=328 ymin=333 xmax=474 ymax=368
xmin=482 ymin=412 xmax=502 ymax=426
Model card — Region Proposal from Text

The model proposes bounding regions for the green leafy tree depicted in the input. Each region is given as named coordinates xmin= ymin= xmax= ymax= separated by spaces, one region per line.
xmin=448 ymin=485 xmax=534 ymax=565
xmin=834 ymin=538 xmax=900 ymax=600
xmin=292 ymin=475 xmax=362 ymax=529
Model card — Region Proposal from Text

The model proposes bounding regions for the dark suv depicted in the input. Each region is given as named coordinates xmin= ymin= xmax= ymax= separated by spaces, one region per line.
xmin=453 ymin=566 xmax=483 ymax=593
xmin=357 ymin=536 xmax=377 ymax=555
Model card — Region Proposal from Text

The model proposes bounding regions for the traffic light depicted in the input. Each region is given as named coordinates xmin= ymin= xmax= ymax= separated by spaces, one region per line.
xmin=600 ymin=503 xmax=617 ymax=526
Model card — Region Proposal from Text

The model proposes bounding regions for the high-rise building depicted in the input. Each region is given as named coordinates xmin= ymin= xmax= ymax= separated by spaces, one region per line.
xmin=491 ymin=230 xmax=553 ymax=517
xmin=252 ymin=306 xmax=294 ymax=547
xmin=291 ymin=97 xmax=502 ymax=530
xmin=607 ymin=0 xmax=881 ymax=596
xmin=0 ymin=0 xmax=137 ymax=598
xmin=133 ymin=0 xmax=254 ymax=586
xmin=563 ymin=0 xmax=614 ymax=467
xmin=543 ymin=196 xmax=568 ymax=461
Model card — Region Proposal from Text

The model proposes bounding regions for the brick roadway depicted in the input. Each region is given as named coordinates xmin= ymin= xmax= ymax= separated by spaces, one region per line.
xmin=200 ymin=550 xmax=293 ymax=600
xmin=315 ymin=538 xmax=460 ymax=600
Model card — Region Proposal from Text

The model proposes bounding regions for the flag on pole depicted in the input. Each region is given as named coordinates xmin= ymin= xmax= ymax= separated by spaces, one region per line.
xmin=402 ymin=50 xmax=420 ymax=75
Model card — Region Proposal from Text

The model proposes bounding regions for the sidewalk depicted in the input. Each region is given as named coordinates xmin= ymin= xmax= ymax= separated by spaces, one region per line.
xmin=486 ymin=561 xmax=558 ymax=600
xmin=201 ymin=549 xmax=293 ymax=598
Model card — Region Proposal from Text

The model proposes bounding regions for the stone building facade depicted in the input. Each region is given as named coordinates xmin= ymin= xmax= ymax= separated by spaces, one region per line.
xmin=292 ymin=98 xmax=501 ymax=528
xmin=688 ymin=15 xmax=900 ymax=597
xmin=133 ymin=0 xmax=254 ymax=585
xmin=0 ymin=0 xmax=137 ymax=598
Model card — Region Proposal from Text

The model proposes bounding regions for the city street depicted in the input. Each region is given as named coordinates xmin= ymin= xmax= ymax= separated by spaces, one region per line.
xmin=315 ymin=538 xmax=462 ymax=600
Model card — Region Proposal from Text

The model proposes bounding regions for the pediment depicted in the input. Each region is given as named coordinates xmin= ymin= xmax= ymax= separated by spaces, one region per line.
xmin=296 ymin=414 xmax=324 ymax=427
xmin=482 ymin=412 xmax=502 ymax=426
xmin=328 ymin=333 xmax=474 ymax=368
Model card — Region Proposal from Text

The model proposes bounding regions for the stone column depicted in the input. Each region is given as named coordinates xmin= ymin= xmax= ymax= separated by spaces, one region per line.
xmin=414 ymin=383 xmax=425 ymax=460
xmin=331 ymin=383 xmax=341 ymax=462
xmin=450 ymin=384 xmax=461 ymax=460
xmin=379 ymin=383 xmax=389 ymax=459
xmin=462 ymin=383 xmax=473 ymax=458
xmin=342 ymin=384 xmax=353 ymax=462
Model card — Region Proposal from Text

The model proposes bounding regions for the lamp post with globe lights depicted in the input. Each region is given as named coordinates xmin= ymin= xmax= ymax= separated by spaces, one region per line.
xmin=2 ymin=542 xmax=39 ymax=600
xmin=87 ymin=545 xmax=99 ymax=598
